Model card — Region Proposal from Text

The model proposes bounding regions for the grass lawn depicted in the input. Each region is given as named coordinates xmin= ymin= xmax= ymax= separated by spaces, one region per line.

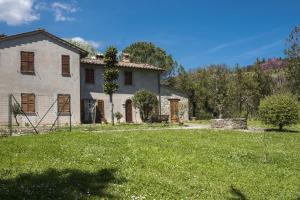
xmin=0 ymin=129 xmax=299 ymax=199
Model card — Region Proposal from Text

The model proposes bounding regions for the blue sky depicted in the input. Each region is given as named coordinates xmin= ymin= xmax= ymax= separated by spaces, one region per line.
xmin=0 ymin=0 xmax=299 ymax=69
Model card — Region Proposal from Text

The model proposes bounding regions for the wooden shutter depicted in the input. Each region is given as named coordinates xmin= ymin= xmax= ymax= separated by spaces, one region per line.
xmin=21 ymin=51 xmax=34 ymax=74
xmin=21 ymin=94 xmax=35 ymax=113
xmin=58 ymin=94 xmax=70 ymax=114
xmin=124 ymin=71 xmax=132 ymax=85
xmin=62 ymin=55 xmax=70 ymax=76
xmin=85 ymin=69 xmax=95 ymax=83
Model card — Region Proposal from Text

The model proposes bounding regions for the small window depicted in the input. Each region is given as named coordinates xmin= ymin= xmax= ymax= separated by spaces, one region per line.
xmin=57 ymin=94 xmax=71 ymax=115
xmin=62 ymin=55 xmax=70 ymax=76
xmin=21 ymin=51 xmax=35 ymax=74
xmin=85 ymin=68 xmax=95 ymax=84
xmin=124 ymin=71 xmax=132 ymax=85
xmin=21 ymin=93 xmax=35 ymax=114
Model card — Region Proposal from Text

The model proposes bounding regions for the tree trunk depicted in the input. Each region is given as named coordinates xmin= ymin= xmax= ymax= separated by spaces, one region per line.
xmin=14 ymin=115 xmax=19 ymax=126
xmin=110 ymin=94 xmax=114 ymax=125
xmin=279 ymin=124 xmax=283 ymax=131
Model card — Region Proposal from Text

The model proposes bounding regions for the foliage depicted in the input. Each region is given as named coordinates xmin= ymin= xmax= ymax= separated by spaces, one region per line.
xmin=259 ymin=93 xmax=300 ymax=130
xmin=114 ymin=112 xmax=123 ymax=123
xmin=132 ymin=89 xmax=158 ymax=122
xmin=11 ymin=103 xmax=22 ymax=126
xmin=285 ymin=26 xmax=300 ymax=96
xmin=68 ymin=39 xmax=98 ymax=57
xmin=103 ymin=46 xmax=119 ymax=125
xmin=206 ymin=65 xmax=230 ymax=118
xmin=0 ymin=129 xmax=299 ymax=199
xmin=122 ymin=42 xmax=177 ymax=79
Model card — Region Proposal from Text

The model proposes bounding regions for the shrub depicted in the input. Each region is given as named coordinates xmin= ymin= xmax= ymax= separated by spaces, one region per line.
xmin=259 ymin=93 xmax=300 ymax=130
xmin=132 ymin=89 xmax=158 ymax=122
xmin=114 ymin=112 xmax=123 ymax=123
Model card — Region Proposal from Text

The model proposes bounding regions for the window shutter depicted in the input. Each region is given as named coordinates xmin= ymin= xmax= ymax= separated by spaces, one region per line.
xmin=62 ymin=55 xmax=70 ymax=76
xmin=58 ymin=94 xmax=70 ymax=114
xmin=21 ymin=94 xmax=35 ymax=113
xmin=85 ymin=69 xmax=94 ymax=83
xmin=124 ymin=71 xmax=132 ymax=85
xmin=20 ymin=51 xmax=34 ymax=74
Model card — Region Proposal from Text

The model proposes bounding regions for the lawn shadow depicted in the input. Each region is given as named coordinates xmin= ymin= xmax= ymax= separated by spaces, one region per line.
xmin=228 ymin=185 xmax=247 ymax=200
xmin=265 ymin=128 xmax=299 ymax=133
xmin=0 ymin=168 xmax=125 ymax=200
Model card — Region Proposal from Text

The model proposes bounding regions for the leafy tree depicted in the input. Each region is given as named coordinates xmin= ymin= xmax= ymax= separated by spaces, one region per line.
xmin=259 ymin=93 xmax=300 ymax=131
xmin=284 ymin=26 xmax=300 ymax=96
xmin=68 ymin=39 xmax=98 ymax=57
xmin=122 ymin=42 xmax=177 ymax=79
xmin=206 ymin=65 xmax=230 ymax=118
xmin=132 ymin=89 xmax=158 ymax=122
xmin=103 ymin=46 xmax=119 ymax=125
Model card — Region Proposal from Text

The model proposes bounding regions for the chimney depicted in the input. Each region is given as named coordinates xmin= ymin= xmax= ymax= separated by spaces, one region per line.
xmin=122 ymin=53 xmax=130 ymax=63
xmin=0 ymin=34 xmax=7 ymax=39
xmin=95 ymin=53 xmax=104 ymax=60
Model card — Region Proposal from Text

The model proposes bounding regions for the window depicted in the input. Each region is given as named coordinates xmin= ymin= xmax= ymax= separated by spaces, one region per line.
xmin=21 ymin=93 xmax=35 ymax=114
xmin=58 ymin=94 xmax=70 ymax=115
xmin=21 ymin=51 xmax=34 ymax=74
xmin=62 ymin=55 xmax=70 ymax=76
xmin=124 ymin=71 xmax=132 ymax=85
xmin=85 ymin=68 xmax=95 ymax=84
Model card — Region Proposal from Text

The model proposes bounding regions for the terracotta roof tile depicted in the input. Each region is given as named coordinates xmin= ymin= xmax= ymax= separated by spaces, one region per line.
xmin=81 ymin=57 xmax=164 ymax=71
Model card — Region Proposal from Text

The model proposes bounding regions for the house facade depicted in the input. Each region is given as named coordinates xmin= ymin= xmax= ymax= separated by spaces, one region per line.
xmin=0 ymin=29 xmax=189 ymax=127
xmin=0 ymin=29 xmax=87 ymax=126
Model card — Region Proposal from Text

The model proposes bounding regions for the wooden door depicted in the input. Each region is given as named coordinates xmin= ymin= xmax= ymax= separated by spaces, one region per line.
xmin=170 ymin=100 xmax=179 ymax=123
xmin=96 ymin=100 xmax=105 ymax=123
xmin=125 ymin=99 xmax=133 ymax=123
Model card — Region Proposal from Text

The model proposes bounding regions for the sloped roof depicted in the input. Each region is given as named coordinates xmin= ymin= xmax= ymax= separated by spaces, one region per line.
xmin=81 ymin=57 xmax=165 ymax=71
xmin=0 ymin=29 xmax=88 ymax=57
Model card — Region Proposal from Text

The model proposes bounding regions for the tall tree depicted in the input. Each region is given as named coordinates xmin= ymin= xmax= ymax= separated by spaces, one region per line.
xmin=285 ymin=26 xmax=300 ymax=96
xmin=103 ymin=46 xmax=119 ymax=125
xmin=122 ymin=42 xmax=177 ymax=79
xmin=207 ymin=65 xmax=230 ymax=118
xmin=68 ymin=39 xmax=98 ymax=57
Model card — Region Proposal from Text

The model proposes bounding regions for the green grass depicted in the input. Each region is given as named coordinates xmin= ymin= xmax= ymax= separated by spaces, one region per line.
xmin=0 ymin=129 xmax=299 ymax=199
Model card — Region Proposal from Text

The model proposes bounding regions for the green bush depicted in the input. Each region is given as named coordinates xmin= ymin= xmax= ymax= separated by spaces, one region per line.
xmin=259 ymin=93 xmax=300 ymax=130
xmin=132 ymin=89 xmax=158 ymax=122
xmin=114 ymin=112 xmax=123 ymax=123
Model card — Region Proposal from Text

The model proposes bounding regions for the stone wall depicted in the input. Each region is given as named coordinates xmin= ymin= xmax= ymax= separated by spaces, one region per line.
xmin=210 ymin=118 xmax=247 ymax=129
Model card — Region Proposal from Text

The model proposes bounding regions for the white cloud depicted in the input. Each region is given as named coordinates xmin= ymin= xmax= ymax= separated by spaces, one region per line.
xmin=51 ymin=2 xmax=78 ymax=22
xmin=0 ymin=0 xmax=39 ymax=26
xmin=70 ymin=37 xmax=102 ymax=49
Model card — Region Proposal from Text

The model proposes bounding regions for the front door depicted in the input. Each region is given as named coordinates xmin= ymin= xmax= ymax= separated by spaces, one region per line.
xmin=96 ymin=100 xmax=104 ymax=123
xmin=170 ymin=99 xmax=179 ymax=123
xmin=125 ymin=99 xmax=133 ymax=123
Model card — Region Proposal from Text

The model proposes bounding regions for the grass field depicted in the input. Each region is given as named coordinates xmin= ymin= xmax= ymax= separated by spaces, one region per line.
xmin=0 ymin=128 xmax=299 ymax=199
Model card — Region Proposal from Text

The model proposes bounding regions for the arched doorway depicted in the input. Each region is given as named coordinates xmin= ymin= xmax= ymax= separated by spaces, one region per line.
xmin=125 ymin=99 xmax=133 ymax=123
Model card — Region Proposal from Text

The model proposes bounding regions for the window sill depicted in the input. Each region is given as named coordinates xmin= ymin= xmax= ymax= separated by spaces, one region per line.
xmin=58 ymin=112 xmax=71 ymax=116
xmin=62 ymin=73 xmax=71 ymax=77
xmin=22 ymin=112 xmax=37 ymax=116
xmin=21 ymin=71 xmax=35 ymax=75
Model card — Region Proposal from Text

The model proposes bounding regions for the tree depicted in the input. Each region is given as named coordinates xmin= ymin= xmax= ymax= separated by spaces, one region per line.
xmin=103 ymin=46 xmax=119 ymax=125
xmin=259 ymin=93 xmax=300 ymax=131
xmin=132 ymin=89 xmax=158 ymax=122
xmin=284 ymin=26 xmax=300 ymax=96
xmin=68 ymin=39 xmax=98 ymax=57
xmin=122 ymin=42 xmax=177 ymax=79
xmin=206 ymin=65 xmax=230 ymax=118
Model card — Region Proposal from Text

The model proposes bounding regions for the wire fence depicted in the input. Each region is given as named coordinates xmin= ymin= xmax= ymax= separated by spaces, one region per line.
xmin=0 ymin=93 xmax=72 ymax=136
